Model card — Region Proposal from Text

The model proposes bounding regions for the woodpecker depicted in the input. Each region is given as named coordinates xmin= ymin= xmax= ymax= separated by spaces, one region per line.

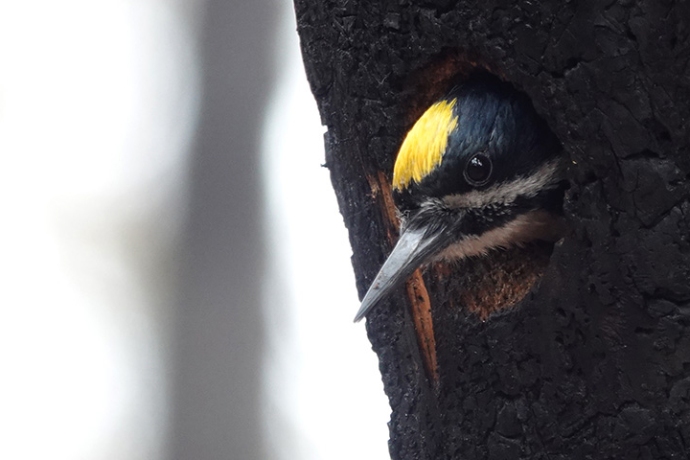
xmin=354 ymin=73 xmax=566 ymax=322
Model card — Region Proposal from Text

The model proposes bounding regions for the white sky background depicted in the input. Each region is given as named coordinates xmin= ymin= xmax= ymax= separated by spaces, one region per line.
xmin=0 ymin=0 xmax=390 ymax=459
xmin=0 ymin=1 xmax=198 ymax=459
xmin=0 ymin=1 xmax=201 ymax=459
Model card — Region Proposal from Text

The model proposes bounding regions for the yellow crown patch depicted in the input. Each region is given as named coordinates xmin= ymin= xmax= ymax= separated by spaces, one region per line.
xmin=392 ymin=98 xmax=458 ymax=190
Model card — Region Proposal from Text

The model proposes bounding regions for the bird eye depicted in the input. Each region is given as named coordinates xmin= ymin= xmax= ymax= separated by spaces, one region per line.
xmin=464 ymin=153 xmax=493 ymax=186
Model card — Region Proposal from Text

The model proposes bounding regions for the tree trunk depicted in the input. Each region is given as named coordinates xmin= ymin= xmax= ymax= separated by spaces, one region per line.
xmin=294 ymin=1 xmax=690 ymax=458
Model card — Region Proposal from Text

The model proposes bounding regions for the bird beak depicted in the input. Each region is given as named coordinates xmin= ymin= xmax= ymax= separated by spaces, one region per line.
xmin=353 ymin=219 xmax=454 ymax=322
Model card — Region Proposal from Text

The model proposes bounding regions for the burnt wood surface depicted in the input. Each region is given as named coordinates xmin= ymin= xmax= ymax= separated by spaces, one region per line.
xmin=294 ymin=1 xmax=690 ymax=459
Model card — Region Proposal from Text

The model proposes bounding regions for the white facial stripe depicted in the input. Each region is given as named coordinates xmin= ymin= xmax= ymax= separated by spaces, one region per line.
xmin=433 ymin=210 xmax=565 ymax=262
xmin=443 ymin=159 xmax=562 ymax=209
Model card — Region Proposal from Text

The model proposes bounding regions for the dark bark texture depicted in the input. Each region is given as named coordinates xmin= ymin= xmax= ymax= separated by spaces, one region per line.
xmin=294 ymin=1 xmax=690 ymax=459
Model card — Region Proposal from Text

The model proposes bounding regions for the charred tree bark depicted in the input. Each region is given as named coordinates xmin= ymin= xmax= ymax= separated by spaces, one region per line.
xmin=294 ymin=1 xmax=690 ymax=459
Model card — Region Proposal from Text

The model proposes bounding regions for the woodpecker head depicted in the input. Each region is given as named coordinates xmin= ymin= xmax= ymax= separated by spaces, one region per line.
xmin=354 ymin=74 xmax=566 ymax=322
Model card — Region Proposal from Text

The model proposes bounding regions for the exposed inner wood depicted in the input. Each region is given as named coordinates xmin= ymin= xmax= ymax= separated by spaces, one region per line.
xmin=367 ymin=171 xmax=439 ymax=382
xmin=405 ymin=270 xmax=438 ymax=381
xmin=434 ymin=241 xmax=555 ymax=320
